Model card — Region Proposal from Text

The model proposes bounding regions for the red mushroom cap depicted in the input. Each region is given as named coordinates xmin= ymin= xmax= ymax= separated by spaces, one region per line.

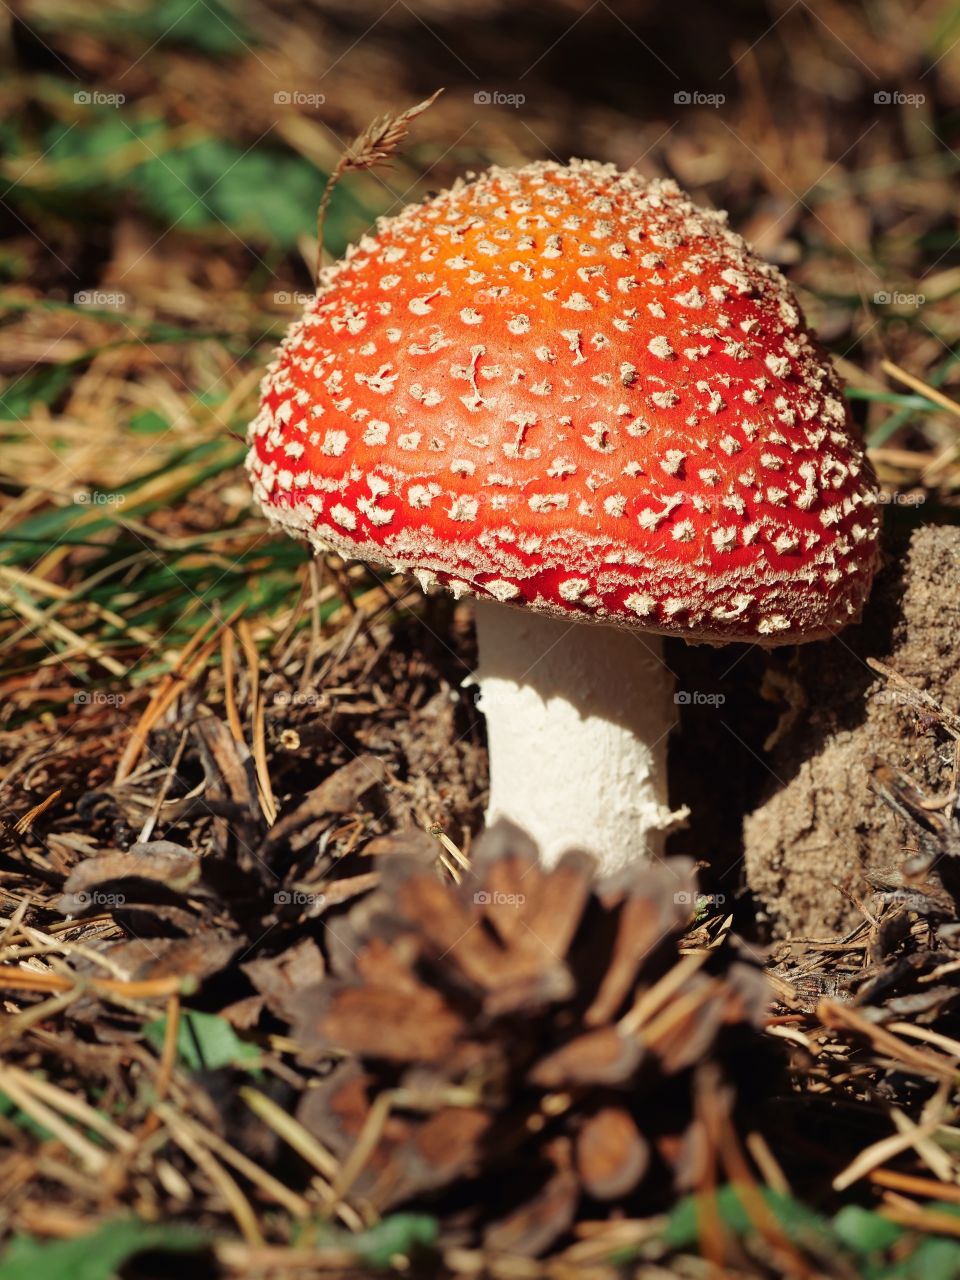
xmin=247 ymin=160 xmax=879 ymax=643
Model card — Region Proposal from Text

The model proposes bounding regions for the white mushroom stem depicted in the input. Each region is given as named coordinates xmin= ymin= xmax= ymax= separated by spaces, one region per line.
xmin=471 ymin=597 xmax=684 ymax=873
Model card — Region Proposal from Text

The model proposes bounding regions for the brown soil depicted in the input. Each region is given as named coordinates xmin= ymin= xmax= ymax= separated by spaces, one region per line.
xmin=742 ymin=523 xmax=960 ymax=939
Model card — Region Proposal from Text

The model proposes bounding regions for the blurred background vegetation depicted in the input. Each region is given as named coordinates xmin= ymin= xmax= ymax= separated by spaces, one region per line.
xmin=1 ymin=0 xmax=958 ymax=702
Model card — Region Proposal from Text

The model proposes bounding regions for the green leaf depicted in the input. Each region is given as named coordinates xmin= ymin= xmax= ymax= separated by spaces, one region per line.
xmin=663 ymin=1185 xmax=831 ymax=1250
xmin=845 ymin=388 xmax=933 ymax=409
xmin=31 ymin=0 xmax=255 ymax=56
xmin=24 ymin=108 xmax=380 ymax=252
xmin=833 ymin=1204 xmax=902 ymax=1253
xmin=35 ymin=117 xmax=320 ymax=246
xmin=108 ymin=0 xmax=257 ymax=56
xmin=37 ymin=111 xmax=378 ymax=249
xmin=353 ymin=1214 xmax=440 ymax=1268
xmin=882 ymin=1236 xmax=960 ymax=1280
xmin=132 ymin=140 xmax=326 ymax=247
xmin=292 ymin=1214 xmax=439 ymax=1268
xmin=41 ymin=115 xmax=159 ymax=177
xmin=0 ymin=363 xmax=75 ymax=420
xmin=0 ymin=1218 xmax=205 ymax=1280
xmin=143 ymin=1008 xmax=261 ymax=1072
xmin=128 ymin=409 xmax=170 ymax=435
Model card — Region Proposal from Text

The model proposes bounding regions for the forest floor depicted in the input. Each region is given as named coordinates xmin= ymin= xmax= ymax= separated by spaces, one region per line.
xmin=2 ymin=0 xmax=960 ymax=1274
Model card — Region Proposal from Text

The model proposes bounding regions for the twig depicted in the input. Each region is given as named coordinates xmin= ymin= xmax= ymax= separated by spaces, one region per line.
xmin=818 ymin=1000 xmax=960 ymax=1084
xmin=880 ymin=1202 xmax=960 ymax=1238
xmin=866 ymin=657 xmax=960 ymax=737
xmin=0 ymin=963 xmax=190 ymax=998
xmin=155 ymin=992 xmax=180 ymax=1103
xmin=0 ymin=988 xmax=84 ymax=1042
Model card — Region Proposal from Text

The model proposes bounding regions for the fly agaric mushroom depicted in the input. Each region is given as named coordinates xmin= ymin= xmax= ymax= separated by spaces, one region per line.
xmin=247 ymin=160 xmax=879 ymax=872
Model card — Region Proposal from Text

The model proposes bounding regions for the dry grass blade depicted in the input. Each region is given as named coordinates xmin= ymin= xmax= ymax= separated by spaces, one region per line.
xmin=0 ymin=1065 xmax=109 ymax=1173
xmin=881 ymin=360 xmax=960 ymax=422
xmin=137 ymin=729 xmax=189 ymax=844
xmin=315 ymin=88 xmax=444 ymax=285
xmin=239 ymin=617 xmax=277 ymax=825
xmin=0 ymin=585 xmax=126 ymax=677
xmin=215 ymin=1242 xmax=361 ymax=1273
xmin=889 ymin=1106 xmax=953 ymax=1184
xmin=238 ymin=1086 xmax=339 ymax=1183
xmin=745 ymin=1131 xmax=791 ymax=1196
xmin=115 ymin=608 xmax=244 ymax=783
xmin=158 ymin=1103 xmax=265 ymax=1246
xmin=154 ymin=1102 xmax=310 ymax=1220
xmin=887 ymin=1023 xmax=960 ymax=1058
xmin=238 ymin=1086 xmax=364 ymax=1230
xmin=716 ymin=1106 xmax=812 ymax=1278
xmin=222 ymin=627 xmax=246 ymax=747
xmin=2 ymin=1065 xmax=135 ymax=1153
xmin=618 ymin=951 xmax=710 ymax=1034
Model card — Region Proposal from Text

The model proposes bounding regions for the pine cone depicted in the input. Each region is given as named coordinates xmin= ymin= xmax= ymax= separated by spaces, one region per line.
xmin=288 ymin=822 xmax=770 ymax=1256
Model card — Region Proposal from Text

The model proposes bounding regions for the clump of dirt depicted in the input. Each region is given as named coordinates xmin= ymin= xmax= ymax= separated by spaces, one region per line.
xmin=743 ymin=523 xmax=960 ymax=939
